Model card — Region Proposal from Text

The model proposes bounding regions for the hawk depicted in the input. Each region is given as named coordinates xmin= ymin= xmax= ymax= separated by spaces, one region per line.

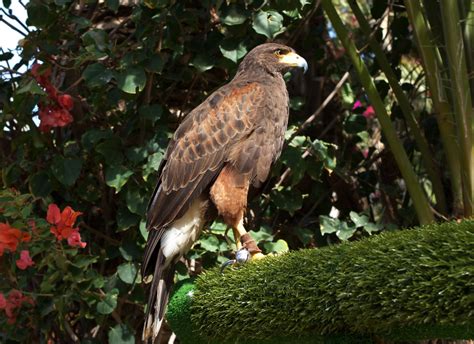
xmin=142 ymin=43 xmax=308 ymax=342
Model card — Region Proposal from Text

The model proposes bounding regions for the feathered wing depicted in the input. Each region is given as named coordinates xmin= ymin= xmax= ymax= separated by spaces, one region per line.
xmin=142 ymin=81 xmax=271 ymax=342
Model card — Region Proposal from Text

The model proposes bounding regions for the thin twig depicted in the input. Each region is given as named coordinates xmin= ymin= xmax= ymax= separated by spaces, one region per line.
xmin=64 ymin=320 xmax=80 ymax=343
xmin=0 ymin=17 xmax=27 ymax=36
xmin=288 ymin=71 xmax=350 ymax=143
xmin=64 ymin=76 xmax=84 ymax=93
xmin=1 ymin=8 xmax=30 ymax=33
xmin=79 ymin=222 xmax=121 ymax=245
xmin=18 ymin=0 xmax=27 ymax=10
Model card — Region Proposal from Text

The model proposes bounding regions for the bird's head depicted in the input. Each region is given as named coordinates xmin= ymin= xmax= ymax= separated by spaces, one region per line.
xmin=237 ymin=43 xmax=308 ymax=75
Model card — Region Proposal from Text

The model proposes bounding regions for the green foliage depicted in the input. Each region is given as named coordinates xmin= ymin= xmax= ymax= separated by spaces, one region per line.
xmin=1 ymin=0 xmax=472 ymax=341
xmin=1 ymin=1 xmax=324 ymax=340
xmin=167 ymin=220 xmax=474 ymax=343
xmin=0 ymin=189 xmax=117 ymax=342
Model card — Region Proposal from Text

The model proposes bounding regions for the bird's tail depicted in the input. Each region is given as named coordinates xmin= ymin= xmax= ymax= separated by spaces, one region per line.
xmin=142 ymin=251 xmax=175 ymax=343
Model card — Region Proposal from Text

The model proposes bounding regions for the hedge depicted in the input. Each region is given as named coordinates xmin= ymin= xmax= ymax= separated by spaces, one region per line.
xmin=166 ymin=220 xmax=474 ymax=343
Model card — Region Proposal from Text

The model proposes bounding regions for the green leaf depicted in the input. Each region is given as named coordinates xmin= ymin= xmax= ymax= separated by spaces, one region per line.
xmin=280 ymin=146 xmax=306 ymax=185
xmin=117 ymin=67 xmax=147 ymax=94
xmin=51 ymin=157 xmax=83 ymax=186
xmin=209 ymin=221 xmax=227 ymax=235
xmin=2 ymin=0 xmax=11 ymax=8
xmin=336 ymin=222 xmax=357 ymax=241
xmin=139 ymin=104 xmax=162 ymax=123
xmin=105 ymin=165 xmax=134 ymax=193
xmin=82 ymin=63 xmax=114 ymax=88
xmin=119 ymin=241 xmax=141 ymax=261
xmin=249 ymin=226 xmax=274 ymax=242
xmin=71 ymin=256 xmax=98 ymax=268
xmin=108 ymin=324 xmax=135 ymax=344
xmin=319 ymin=215 xmax=340 ymax=235
xmin=71 ymin=16 xmax=91 ymax=29
xmin=263 ymin=239 xmax=289 ymax=253
xmin=252 ymin=10 xmax=285 ymax=39
xmin=117 ymin=263 xmax=138 ymax=284
xmin=311 ymin=139 xmax=337 ymax=173
xmin=145 ymin=54 xmax=166 ymax=73
xmin=139 ymin=220 xmax=148 ymax=240
xmin=143 ymin=151 xmax=163 ymax=181
xmin=219 ymin=40 xmax=248 ymax=63
xmin=190 ymin=54 xmax=214 ymax=73
xmin=82 ymin=29 xmax=109 ymax=52
xmin=125 ymin=147 xmax=148 ymax=163
xmin=96 ymin=138 xmax=124 ymax=166
xmin=364 ymin=222 xmax=383 ymax=234
xmin=349 ymin=211 xmax=370 ymax=228
xmin=29 ymin=172 xmax=52 ymax=197
xmin=271 ymin=186 xmax=303 ymax=215
xmin=344 ymin=114 xmax=367 ymax=134
xmin=97 ymin=288 xmax=119 ymax=314
xmin=199 ymin=235 xmax=220 ymax=252
xmin=219 ymin=4 xmax=248 ymax=26
xmin=16 ymin=79 xmax=46 ymax=95
xmin=81 ymin=129 xmax=113 ymax=150
xmin=125 ymin=186 xmax=148 ymax=216
xmin=295 ymin=227 xmax=314 ymax=245
xmin=117 ymin=207 xmax=140 ymax=231
xmin=26 ymin=2 xmax=54 ymax=27
xmin=106 ymin=0 xmax=119 ymax=11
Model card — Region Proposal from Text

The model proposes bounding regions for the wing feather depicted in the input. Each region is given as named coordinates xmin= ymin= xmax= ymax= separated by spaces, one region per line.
xmin=146 ymin=82 xmax=266 ymax=233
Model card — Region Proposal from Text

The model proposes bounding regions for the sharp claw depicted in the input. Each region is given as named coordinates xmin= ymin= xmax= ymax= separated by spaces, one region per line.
xmin=220 ymin=259 xmax=236 ymax=273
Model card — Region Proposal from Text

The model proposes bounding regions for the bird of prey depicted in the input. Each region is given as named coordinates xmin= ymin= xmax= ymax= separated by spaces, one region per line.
xmin=142 ymin=43 xmax=308 ymax=342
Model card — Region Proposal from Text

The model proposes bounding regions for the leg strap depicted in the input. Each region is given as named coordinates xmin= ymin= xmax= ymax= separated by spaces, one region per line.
xmin=240 ymin=233 xmax=262 ymax=254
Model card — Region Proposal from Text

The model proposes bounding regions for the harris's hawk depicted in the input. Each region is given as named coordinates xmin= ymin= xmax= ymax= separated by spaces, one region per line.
xmin=142 ymin=43 xmax=308 ymax=342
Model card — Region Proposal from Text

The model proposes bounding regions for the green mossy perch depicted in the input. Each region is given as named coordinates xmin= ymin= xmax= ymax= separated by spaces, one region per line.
xmin=167 ymin=220 xmax=474 ymax=343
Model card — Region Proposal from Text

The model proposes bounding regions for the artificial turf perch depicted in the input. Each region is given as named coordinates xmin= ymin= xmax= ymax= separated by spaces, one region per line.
xmin=166 ymin=219 xmax=474 ymax=344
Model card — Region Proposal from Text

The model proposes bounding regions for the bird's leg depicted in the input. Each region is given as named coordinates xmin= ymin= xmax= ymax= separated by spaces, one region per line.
xmin=234 ymin=218 xmax=265 ymax=260
xmin=220 ymin=219 xmax=264 ymax=272
xmin=232 ymin=227 xmax=242 ymax=250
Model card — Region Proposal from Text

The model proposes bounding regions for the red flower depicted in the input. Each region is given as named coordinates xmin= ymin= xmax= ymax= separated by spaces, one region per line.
xmin=1 ymin=290 xmax=34 ymax=324
xmin=31 ymin=63 xmax=74 ymax=132
xmin=363 ymin=106 xmax=375 ymax=119
xmin=31 ymin=63 xmax=51 ymax=86
xmin=58 ymin=94 xmax=74 ymax=111
xmin=16 ymin=250 xmax=34 ymax=270
xmin=0 ymin=223 xmax=30 ymax=256
xmin=46 ymin=204 xmax=61 ymax=224
xmin=47 ymin=204 xmax=86 ymax=248
xmin=38 ymin=104 xmax=73 ymax=132
xmin=67 ymin=230 xmax=87 ymax=248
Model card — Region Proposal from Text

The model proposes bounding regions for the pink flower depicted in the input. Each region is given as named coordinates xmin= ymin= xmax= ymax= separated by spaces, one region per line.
xmin=67 ymin=230 xmax=87 ymax=248
xmin=16 ymin=250 xmax=34 ymax=270
xmin=363 ymin=106 xmax=375 ymax=118
xmin=352 ymin=100 xmax=362 ymax=110
xmin=362 ymin=149 xmax=369 ymax=159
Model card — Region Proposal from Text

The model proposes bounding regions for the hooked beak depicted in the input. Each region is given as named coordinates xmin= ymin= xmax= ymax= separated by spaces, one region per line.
xmin=278 ymin=51 xmax=308 ymax=73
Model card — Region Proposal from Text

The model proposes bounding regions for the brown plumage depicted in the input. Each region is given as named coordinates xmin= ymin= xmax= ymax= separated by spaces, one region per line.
xmin=142 ymin=43 xmax=307 ymax=342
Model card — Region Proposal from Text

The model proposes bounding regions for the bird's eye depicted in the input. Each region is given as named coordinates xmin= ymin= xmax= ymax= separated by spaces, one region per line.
xmin=274 ymin=49 xmax=283 ymax=56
